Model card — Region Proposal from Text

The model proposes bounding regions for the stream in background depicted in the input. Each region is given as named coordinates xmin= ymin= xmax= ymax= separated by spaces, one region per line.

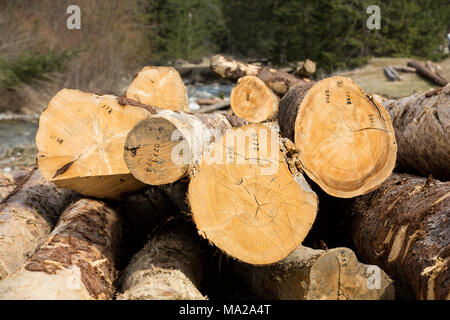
xmin=0 ymin=84 xmax=233 ymax=172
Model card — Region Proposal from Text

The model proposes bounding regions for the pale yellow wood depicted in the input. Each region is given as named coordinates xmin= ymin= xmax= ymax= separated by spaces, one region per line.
xmin=188 ymin=124 xmax=318 ymax=265
xmin=36 ymin=89 xmax=150 ymax=198
xmin=126 ymin=66 xmax=189 ymax=112
xmin=294 ymin=76 xmax=397 ymax=198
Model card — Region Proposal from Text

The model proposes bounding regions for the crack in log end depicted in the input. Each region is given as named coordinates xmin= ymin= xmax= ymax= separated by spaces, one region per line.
xmin=52 ymin=160 xmax=75 ymax=179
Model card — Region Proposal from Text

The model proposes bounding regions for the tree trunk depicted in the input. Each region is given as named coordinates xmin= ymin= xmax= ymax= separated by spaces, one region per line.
xmin=117 ymin=220 xmax=206 ymax=300
xmin=210 ymin=54 xmax=305 ymax=96
xmin=277 ymin=76 xmax=397 ymax=198
xmin=126 ymin=66 xmax=190 ymax=112
xmin=124 ymin=110 xmax=246 ymax=186
xmin=235 ymin=246 xmax=395 ymax=300
xmin=230 ymin=75 xmax=279 ymax=123
xmin=382 ymin=85 xmax=450 ymax=180
xmin=347 ymin=173 xmax=450 ymax=300
xmin=188 ymin=124 xmax=318 ymax=265
xmin=407 ymin=60 xmax=448 ymax=86
xmin=0 ymin=168 xmax=78 ymax=280
xmin=36 ymin=89 xmax=157 ymax=199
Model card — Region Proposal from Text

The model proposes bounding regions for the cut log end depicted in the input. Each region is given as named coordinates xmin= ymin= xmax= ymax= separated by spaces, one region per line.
xmin=126 ymin=66 xmax=189 ymax=112
xmin=36 ymin=89 xmax=150 ymax=198
xmin=124 ymin=117 xmax=190 ymax=186
xmin=230 ymin=75 xmax=279 ymax=123
xmin=291 ymin=76 xmax=397 ymax=198
xmin=188 ymin=124 xmax=318 ymax=265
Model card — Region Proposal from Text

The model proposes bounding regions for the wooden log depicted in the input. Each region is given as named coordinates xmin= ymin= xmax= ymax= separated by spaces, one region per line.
xmin=126 ymin=66 xmax=190 ymax=112
xmin=277 ymin=76 xmax=397 ymax=198
xmin=0 ymin=168 xmax=78 ymax=280
xmin=392 ymin=66 xmax=416 ymax=73
xmin=230 ymin=75 xmax=279 ymax=123
xmin=210 ymin=54 xmax=304 ymax=96
xmin=0 ymin=198 xmax=121 ymax=300
xmin=384 ymin=66 xmax=402 ymax=81
xmin=117 ymin=220 xmax=206 ymax=300
xmin=382 ymin=85 xmax=450 ymax=180
xmin=124 ymin=110 xmax=246 ymax=185
xmin=36 ymin=89 xmax=157 ymax=198
xmin=407 ymin=60 xmax=448 ymax=86
xmin=348 ymin=173 xmax=450 ymax=300
xmin=293 ymin=59 xmax=316 ymax=78
xmin=235 ymin=246 xmax=395 ymax=300
xmin=188 ymin=124 xmax=318 ymax=265
xmin=0 ymin=172 xmax=16 ymax=202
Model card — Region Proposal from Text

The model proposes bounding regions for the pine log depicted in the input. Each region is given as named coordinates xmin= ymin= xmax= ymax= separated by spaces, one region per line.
xmin=188 ymin=124 xmax=318 ymax=265
xmin=124 ymin=110 xmax=246 ymax=185
xmin=235 ymin=246 xmax=395 ymax=300
xmin=230 ymin=75 xmax=279 ymax=123
xmin=210 ymin=54 xmax=304 ymax=96
xmin=117 ymin=220 xmax=206 ymax=300
xmin=348 ymin=173 xmax=450 ymax=300
xmin=277 ymin=76 xmax=397 ymax=198
xmin=382 ymin=85 xmax=450 ymax=180
xmin=36 ymin=89 xmax=157 ymax=198
xmin=0 ymin=172 xmax=16 ymax=201
xmin=0 ymin=168 xmax=78 ymax=280
xmin=384 ymin=66 xmax=402 ymax=81
xmin=293 ymin=59 xmax=316 ymax=78
xmin=126 ymin=66 xmax=190 ymax=112
xmin=392 ymin=66 xmax=416 ymax=73
xmin=0 ymin=198 xmax=121 ymax=300
xmin=407 ymin=60 xmax=448 ymax=86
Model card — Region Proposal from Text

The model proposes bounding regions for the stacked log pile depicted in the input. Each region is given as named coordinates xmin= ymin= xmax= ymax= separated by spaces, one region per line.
xmin=0 ymin=57 xmax=448 ymax=300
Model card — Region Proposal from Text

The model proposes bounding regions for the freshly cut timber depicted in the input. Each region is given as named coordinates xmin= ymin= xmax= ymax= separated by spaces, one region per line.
xmin=407 ymin=60 xmax=448 ymax=86
xmin=188 ymin=124 xmax=318 ymax=265
xmin=293 ymin=59 xmax=316 ymax=78
xmin=126 ymin=66 xmax=189 ymax=112
xmin=124 ymin=110 xmax=245 ymax=185
xmin=230 ymin=75 xmax=279 ymax=123
xmin=211 ymin=54 xmax=304 ymax=96
xmin=117 ymin=220 xmax=206 ymax=300
xmin=235 ymin=246 xmax=395 ymax=300
xmin=278 ymin=76 xmax=397 ymax=198
xmin=0 ymin=198 xmax=121 ymax=300
xmin=0 ymin=168 xmax=78 ymax=280
xmin=348 ymin=173 xmax=450 ymax=300
xmin=36 ymin=89 xmax=156 ymax=198
xmin=382 ymin=85 xmax=450 ymax=180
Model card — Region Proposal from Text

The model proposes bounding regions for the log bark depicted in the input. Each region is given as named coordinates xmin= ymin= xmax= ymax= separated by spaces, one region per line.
xmin=0 ymin=168 xmax=78 ymax=280
xmin=210 ymin=54 xmax=304 ymax=96
xmin=117 ymin=220 xmax=206 ymax=300
xmin=277 ymin=76 xmax=397 ymax=198
xmin=382 ymin=85 xmax=450 ymax=180
xmin=0 ymin=198 xmax=121 ymax=300
xmin=126 ymin=66 xmax=190 ymax=112
xmin=347 ymin=173 xmax=450 ymax=300
xmin=124 ymin=110 xmax=246 ymax=185
xmin=235 ymin=246 xmax=395 ymax=300
xmin=188 ymin=124 xmax=318 ymax=265
xmin=230 ymin=75 xmax=279 ymax=123
xmin=36 ymin=89 xmax=157 ymax=199
xmin=407 ymin=60 xmax=448 ymax=86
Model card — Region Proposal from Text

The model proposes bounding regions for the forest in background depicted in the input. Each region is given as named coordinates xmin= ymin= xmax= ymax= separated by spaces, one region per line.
xmin=0 ymin=0 xmax=449 ymax=113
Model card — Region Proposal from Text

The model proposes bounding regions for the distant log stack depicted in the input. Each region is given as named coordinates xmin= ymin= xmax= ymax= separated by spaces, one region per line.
xmin=124 ymin=110 xmax=246 ymax=185
xmin=383 ymin=85 xmax=450 ymax=180
xmin=407 ymin=60 xmax=448 ymax=86
xmin=235 ymin=246 xmax=395 ymax=300
xmin=278 ymin=76 xmax=397 ymax=198
xmin=36 ymin=89 xmax=156 ymax=198
xmin=293 ymin=59 xmax=316 ymax=78
xmin=0 ymin=198 xmax=121 ymax=300
xmin=0 ymin=169 xmax=78 ymax=280
xmin=126 ymin=66 xmax=190 ymax=112
xmin=348 ymin=173 xmax=450 ymax=300
xmin=188 ymin=124 xmax=318 ymax=265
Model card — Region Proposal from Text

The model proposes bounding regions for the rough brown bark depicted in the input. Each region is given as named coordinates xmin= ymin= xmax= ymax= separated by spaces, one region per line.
xmin=0 ymin=168 xmax=78 ymax=280
xmin=348 ymin=173 xmax=450 ymax=300
xmin=407 ymin=60 xmax=448 ymax=86
xmin=210 ymin=54 xmax=305 ymax=96
xmin=0 ymin=198 xmax=121 ymax=300
xmin=235 ymin=246 xmax=395 ymax=300
xmin=117 ymin=220 xmax=206 ymax=300
xmin=382 ymin=85 xmax=450 ymax=180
